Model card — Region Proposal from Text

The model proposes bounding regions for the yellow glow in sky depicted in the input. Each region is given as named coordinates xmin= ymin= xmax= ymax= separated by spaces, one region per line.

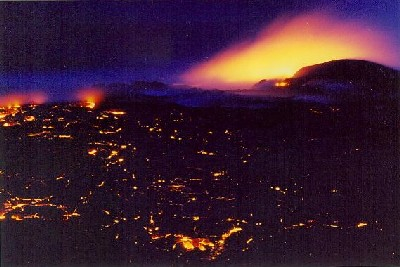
xmin=181 ymin=12 xmax=399 ymax=89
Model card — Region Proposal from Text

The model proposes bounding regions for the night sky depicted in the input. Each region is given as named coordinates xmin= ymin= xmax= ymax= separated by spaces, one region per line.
xmin=0 ymin=1 xmax=399 ymax=93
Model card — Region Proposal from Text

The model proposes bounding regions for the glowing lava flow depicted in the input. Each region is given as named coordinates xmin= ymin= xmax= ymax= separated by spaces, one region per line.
xmin=181 ymin=12 xmax=400 ymax=89
xmin=145 ymin=214 xmax=244 ymax=260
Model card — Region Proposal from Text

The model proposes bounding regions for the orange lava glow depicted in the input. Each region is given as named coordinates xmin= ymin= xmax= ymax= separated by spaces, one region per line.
xmin=0 ymin=94 xmax=23 ymax=108
xmin=28 ymin=92 xmax=48 ymax=105
xmin=275 ymin=81 xmax=289 ymax=87
xmin=76 ymin=88 xmax=105 ymax=109
xmin=356 ymin=222 xmax=368 ymax=228
xmin=0 ymin=92 xmax=47 ymax=108
xmin=175 ymin=235 xmax=215 ymax=251
xmin=181 ymin=12 xmax=400 ymax=89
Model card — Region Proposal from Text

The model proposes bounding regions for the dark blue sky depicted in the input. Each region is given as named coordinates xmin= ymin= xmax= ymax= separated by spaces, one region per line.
xmin=1 ymin=1 xmax=398 ymax=71
xmin=0 ymin=0 xmax=398 ymax=96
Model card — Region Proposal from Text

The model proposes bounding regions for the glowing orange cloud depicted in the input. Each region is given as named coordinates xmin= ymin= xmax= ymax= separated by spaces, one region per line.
xmin=76 ymin=87 xmax=105 ymax=109
xmin=181 ymin=12 xmax=400 ymax=89
xmin=27 ymin=92 xmax=48 ymax=105
xmin=0 ymin=92 xmax=48 ymax=108
xmin=0 ymin=94 xmax=24 ymax=108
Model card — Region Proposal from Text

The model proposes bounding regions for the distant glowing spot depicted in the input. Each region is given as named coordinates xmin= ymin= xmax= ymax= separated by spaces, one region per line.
xmin=107 ymin=150 xmax=118 ymax=159
xmin=86 ymin=101 xmax=96 ymax=109
xmin=11 ymin=214 xmax=23 ymax=221
xmin=275 ymin=81 xmax=289 ymax=87
xmin=108 ymin=110 xmax=126 ymax=115
xmin=181 ymin=12 xmax=400 ymax=89
xmin=63 ymin=210 xmax=81 ymax=220
xmin=56 ymin=135 xmax=72 ymax=139
xmin=212 ymin=171 xmax=226 ymax=177
xmin=197 ymin=150 xmax=216 ymax=156
xmin=356 ymin=222 xmax=368 ymax=228
xmin=24 ymin=116 xmax=36 ymax=122
xmin=88 ymin=149 xmax=98 ymax=156
xmin=76 ymin=88 xmax=104 ymax=109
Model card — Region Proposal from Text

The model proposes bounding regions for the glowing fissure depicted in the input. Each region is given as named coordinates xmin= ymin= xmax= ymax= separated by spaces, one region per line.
xmin=181 ymin=12 xmax=399 ymax=89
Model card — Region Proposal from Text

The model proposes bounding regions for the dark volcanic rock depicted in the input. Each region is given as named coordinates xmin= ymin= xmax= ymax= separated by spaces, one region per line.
xmin=293 ymin=59 xmax=398 ymax=82
xmin=288 ymin=59 xmax=399 ymax=98
xmin=132 ymin=81 xmax=167 ymax=90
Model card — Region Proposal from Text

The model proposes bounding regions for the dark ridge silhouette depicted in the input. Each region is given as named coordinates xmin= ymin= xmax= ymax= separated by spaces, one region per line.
xmin=289 ymin=59 xmax=399 ymax=95
xmin=131 ymin=81 xmax=167 ymax=90
xmin=293 ymin=59 xmax=398 ymax=81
